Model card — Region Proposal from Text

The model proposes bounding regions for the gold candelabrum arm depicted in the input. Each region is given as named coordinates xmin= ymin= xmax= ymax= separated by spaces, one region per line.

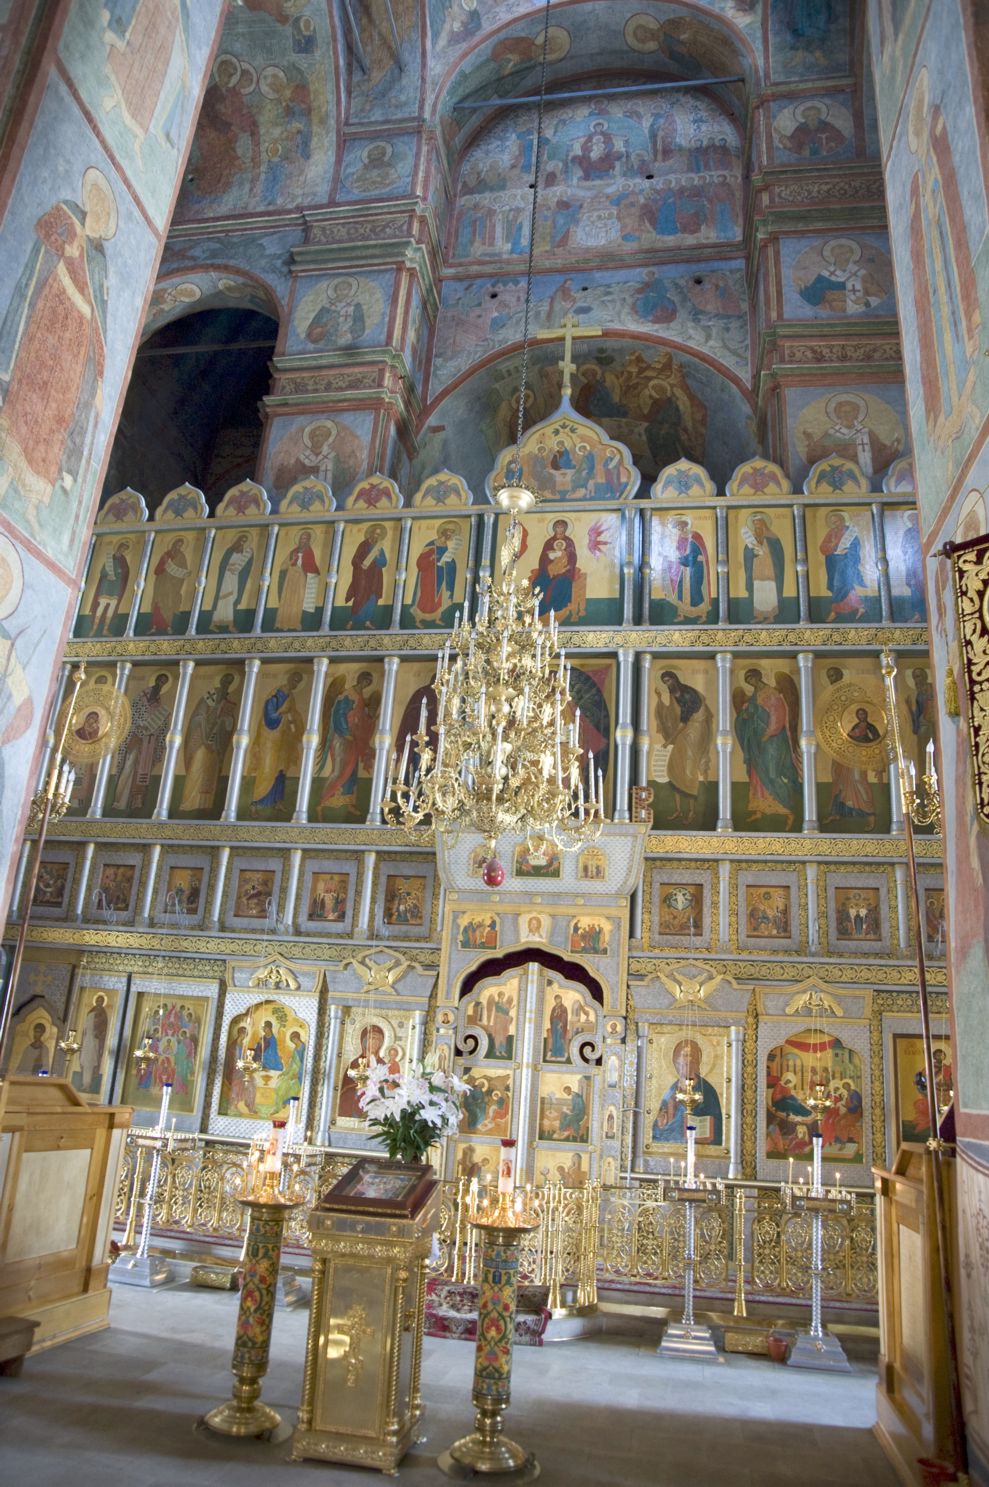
xmin=880 ymin=649 xmax=942 ymax=831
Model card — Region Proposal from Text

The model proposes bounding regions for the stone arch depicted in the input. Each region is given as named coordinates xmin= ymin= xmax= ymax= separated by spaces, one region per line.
xmin=414 ymin=334 xmax=756 ymax=495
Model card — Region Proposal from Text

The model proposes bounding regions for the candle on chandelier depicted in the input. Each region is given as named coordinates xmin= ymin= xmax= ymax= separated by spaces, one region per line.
xmin=788 ymin=1156 xmax=794 ymax=1187
xmin=398 ymin=731 xmax=411 ymax=785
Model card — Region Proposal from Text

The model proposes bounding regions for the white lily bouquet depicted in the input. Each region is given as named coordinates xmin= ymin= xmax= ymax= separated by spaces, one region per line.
xmin=359 ymin=1059 xmax=469 ymax=1165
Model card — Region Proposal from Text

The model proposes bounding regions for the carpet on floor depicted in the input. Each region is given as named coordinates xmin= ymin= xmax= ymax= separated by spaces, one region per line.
xmin=424 ymin=1277 xmax=550 ymax=1345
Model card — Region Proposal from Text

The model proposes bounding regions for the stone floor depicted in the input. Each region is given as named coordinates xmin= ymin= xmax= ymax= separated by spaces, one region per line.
xmin=0 ymin=1284 xmax=899 ymax=1487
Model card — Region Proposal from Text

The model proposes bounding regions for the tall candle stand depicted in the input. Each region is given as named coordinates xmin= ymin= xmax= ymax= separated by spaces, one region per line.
xmin=439 ymin=1178 xmax=541 ymax=1483
xmin=202 ymin=1120 xmax=301 ymax=1440
xmin=786 ymin=1086 xmax=851 ymax=1372
xmin=112 ymin=1080 xmax=196 ymax=1288
xmin=659 ymin=1079 xmax=723 ymax=1362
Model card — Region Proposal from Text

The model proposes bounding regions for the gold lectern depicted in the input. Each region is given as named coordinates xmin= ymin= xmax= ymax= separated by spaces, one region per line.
xmin=290 ymin=1158 xmax=440 ymax=1475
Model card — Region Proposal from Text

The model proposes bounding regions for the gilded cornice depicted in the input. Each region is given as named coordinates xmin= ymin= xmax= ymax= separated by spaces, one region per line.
xmin=42 ymin=817 xmax=942 ymax=859
xmin=626 ymin=954 xmax=945 ymax=987
xmin=62 ymin=624 xmax=930 ymax=662
xmin=12 ymin=923 xmax=442 ymax=966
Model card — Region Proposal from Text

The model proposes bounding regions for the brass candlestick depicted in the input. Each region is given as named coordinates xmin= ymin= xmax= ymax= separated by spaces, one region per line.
xmin=201 ymin=1188 xmax=301 ymax=1439
xmin=439 ymin=1204 xmax=540 ymax=1482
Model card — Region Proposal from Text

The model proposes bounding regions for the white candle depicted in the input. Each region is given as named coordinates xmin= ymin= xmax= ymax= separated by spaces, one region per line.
xmin=498 ymin=1138 xmax=516 ymax=1197
xmin=158 ymin=1080 xmax=172 ymax=1134
xmin=685 ymin=1124 xmax=697 ymax=1186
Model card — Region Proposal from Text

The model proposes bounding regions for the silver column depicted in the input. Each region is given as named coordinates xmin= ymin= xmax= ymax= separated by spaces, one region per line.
xmin=222 ymin=658 xmax=262 ymax=822
xmin=293 ymin=656 xmax=330 ymax=824
xmin=152 ymin=660 xmax=195 ymax=821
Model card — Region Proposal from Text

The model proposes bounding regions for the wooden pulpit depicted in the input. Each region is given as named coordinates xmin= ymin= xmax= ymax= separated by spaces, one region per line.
xmin=0 ymin=1076 xmax=131 ymax=1356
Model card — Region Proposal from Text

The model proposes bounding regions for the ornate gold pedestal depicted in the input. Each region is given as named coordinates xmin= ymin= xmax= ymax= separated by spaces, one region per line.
xmin=290 ymin=1163 xmax=440 ymax=1475
xmin=201 ymin=1190 xmax=301 ymax=1439
xmin=439 ymin=1211 xmax=540 ymax=1483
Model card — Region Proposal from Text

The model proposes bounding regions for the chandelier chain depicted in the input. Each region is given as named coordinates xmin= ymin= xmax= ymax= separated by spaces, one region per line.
xmin=512 ymin=0 xmax=554 ymax=478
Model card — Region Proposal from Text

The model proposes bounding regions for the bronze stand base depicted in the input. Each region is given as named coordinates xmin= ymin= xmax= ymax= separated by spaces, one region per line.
xmin=438 ymin=1444 xmax=540 ymax=1482
xmin=200 ymin=1396 xmax=288 ymax=1441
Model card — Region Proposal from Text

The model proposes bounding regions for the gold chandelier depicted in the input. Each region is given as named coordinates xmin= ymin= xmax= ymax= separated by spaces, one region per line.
xmin=381 ymin=1 xmax=605 ymax=882
xmin=382 ymin=488 xmax=605 ymax=883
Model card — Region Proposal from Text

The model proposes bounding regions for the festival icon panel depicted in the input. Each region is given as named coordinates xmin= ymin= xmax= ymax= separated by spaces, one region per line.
xmin=135 ymin=528 xmax=206 ymax=636
xmin=119 ymin=991 xmax=213 ymax=1117
xmin=240 ymin=663 xmax=312 ymax=821
xmin=402 ymin=517 xmax=471 ymax=629
xmin=309 ymin=663 xmax=383 ymax=823
xmin=649 ymin=658 xmax=717 ymax=830
xmin=459 ymin=1068 xmax=513 ymax=1138
xmin=891 ymin=1033 xmax=952 ymax=1145
xmin=805 ymin=505 xmax=879 ymax=621
xmin=568 ymin=915 xmax=612 ymax=956
xmin=536 ymin=1071 xmax=592 ymax=1144
xmin=730 ymin=658 xmax=803 ymax=832
xmin=171 ymin=663 xmax=242 ymax=819
xmin=75 ymin=534 xmax=138 ymax=637
xmin=457 ymin=912 xmax=500 ymax=951
xmin=263 ymin=525 xmax=332 ymax=632
xmin=726 ymin=507 xmax=798 ymax=623
xmin=198 ymin=529 xmax=262 ymax=634
xmin=487 ymin=410 xmax=638 ymax=504
xmin=765 ymin=1027 xmax=865 ymax=1166
xmin=329 ymin=520 xmax=400 ymax=631
xmin=218 ymin=999 xmax=310 ymax=1121
xmin=649 ymin=509 xmax=717 ymax=623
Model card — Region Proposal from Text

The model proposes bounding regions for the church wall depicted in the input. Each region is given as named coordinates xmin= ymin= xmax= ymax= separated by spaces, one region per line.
xmin=868 ymin=0 xmax=989 ymax=1472
xmin=0 ymin=0 xmax=227 ymax=923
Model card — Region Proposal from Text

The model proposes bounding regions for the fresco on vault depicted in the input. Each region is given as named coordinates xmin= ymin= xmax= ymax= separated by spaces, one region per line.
xmin=59 ymin=0 xmax=223 ymax=230
xmin=431 ymin=263 xmax=747 ymax=391
xmin=339 ymin=134 xmax=416 ymax=199
xmin=451 ymin=89 xmax=741 ymax=265
xmin=881 ymin=8 xmax=989 ymax=527
xmin=0 ymin=74 xmax=156 ymax=574
xmin=175 ymin=2 xmax=334 ymax=219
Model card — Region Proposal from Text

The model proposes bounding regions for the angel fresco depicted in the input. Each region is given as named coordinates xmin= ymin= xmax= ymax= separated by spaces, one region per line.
xmin=733 ymin=668 xmax=802 ymax=830
xmin=312 ymin=670 xmax=380 ymax=819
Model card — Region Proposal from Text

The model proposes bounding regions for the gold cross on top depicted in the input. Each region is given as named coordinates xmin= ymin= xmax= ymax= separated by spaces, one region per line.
xmin=536 ymin=313 xmax=602 ymax=399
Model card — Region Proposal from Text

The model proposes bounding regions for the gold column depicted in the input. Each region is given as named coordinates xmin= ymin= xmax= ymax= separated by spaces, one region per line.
xmin=201 ymin=1190 xmax=301 ymax=1439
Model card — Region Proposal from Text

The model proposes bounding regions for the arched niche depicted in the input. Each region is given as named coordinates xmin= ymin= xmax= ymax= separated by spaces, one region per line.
xmin=414 ymin=334 xmax=756 ymax=495
xmin=102 ymin=296 xmax=279 ymax=510
xmin=431 ymin=1 xmax=758 ymax=163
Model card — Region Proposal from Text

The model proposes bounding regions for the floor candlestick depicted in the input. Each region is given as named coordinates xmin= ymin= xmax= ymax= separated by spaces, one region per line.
xmin=201 ymin=1191 xmax=301 ymax=1439
xmin=439 ymin=1211 xmax=540 ymax=1482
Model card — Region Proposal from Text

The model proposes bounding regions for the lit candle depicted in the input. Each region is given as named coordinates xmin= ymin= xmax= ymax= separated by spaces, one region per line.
xmin=498 ymin=1137 xmax=516 ymax=1198
xmin=926 ymin=738 xmax=935 ymax=777
xmin=787 ymin=1156 xmax=794 ymax=1187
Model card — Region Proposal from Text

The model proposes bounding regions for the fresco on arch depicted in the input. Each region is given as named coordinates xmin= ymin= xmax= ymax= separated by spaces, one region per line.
xmin=450 ymin=86 xmax=742 ymax=266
